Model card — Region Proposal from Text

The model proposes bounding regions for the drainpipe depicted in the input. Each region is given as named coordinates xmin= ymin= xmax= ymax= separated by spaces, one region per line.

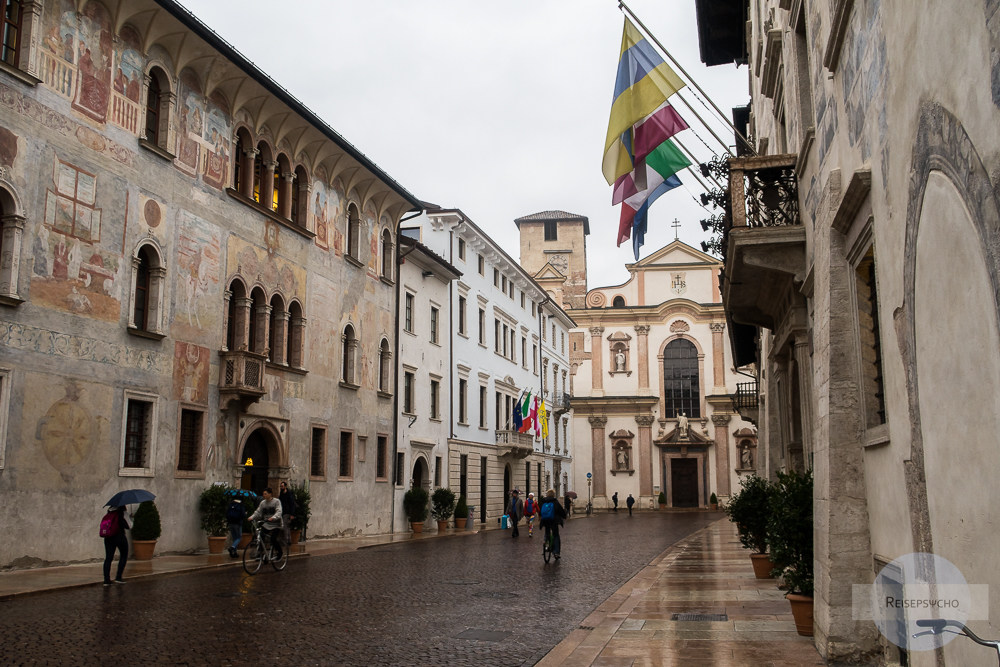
xmin=391 ymin=208 xmax=423 ymax=534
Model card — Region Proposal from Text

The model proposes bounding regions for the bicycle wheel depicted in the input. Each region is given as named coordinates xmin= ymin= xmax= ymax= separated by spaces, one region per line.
xmin=542 ymin=528 xmax=552 ymax=563
xmin=242 ymin=539 xmax=263 ymax=574
xmin=271 ymin=543 xmax=288 ymax=571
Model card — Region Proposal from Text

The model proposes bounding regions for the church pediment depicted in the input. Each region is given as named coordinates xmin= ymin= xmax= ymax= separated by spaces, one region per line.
xmin=654 ymin=422 xmax=713 ymax=447
xmin=632 ymin=240 xmax=720 ymax=268
xmin=534 ymin=263 xmax=567 ymax=280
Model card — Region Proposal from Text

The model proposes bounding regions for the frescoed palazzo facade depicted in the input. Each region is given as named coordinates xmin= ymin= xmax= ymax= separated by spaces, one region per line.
xmin=0 ymin=0 xmax=420 ymax=566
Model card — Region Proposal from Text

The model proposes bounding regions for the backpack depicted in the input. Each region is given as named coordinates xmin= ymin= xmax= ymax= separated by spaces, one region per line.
xmin=524 ymin=498 xmax=535 ymax=516
xmin=539 ymin=500 xmax=555 ymax=521
xmin=225 ymin=501 xmax=244 ymax=524
xmin=99 ymin=510 xmax=119 ymax=538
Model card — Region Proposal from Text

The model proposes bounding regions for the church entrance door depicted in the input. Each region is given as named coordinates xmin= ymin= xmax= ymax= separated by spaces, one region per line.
xmin=670 ymin=458 xmax=698 ymax=507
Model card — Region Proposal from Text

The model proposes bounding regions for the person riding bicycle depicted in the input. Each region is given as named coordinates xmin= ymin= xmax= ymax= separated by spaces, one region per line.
xmin=539 ymin=488 xmax=568 ymax=559
xmin=248 ymin=487 xmax=283 ymax=559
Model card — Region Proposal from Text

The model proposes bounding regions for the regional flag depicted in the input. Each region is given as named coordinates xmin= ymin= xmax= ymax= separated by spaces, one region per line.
xmin=538 ymin=399 xmax=549 ymax=439
xmin=603 ymin=17 xmax=686 ymax=185
xmin=613 ymin=138 xmax=690 ymax=206
xmin=618 ymin=176 xmax=683 ymax=258
xmin=512 ymin=399 xmax=523 ymax=431
xmin=530 ymin=396 xmax=540 ymax=437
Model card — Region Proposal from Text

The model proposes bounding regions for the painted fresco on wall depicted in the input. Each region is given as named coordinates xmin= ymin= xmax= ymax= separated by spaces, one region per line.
xmin=32 ymin=157 xmax=123 ymax=320
xmin=108 ymin=24 xmax=144 ymax=135
xmin=228 ymin=237 xmax=306 ymax=303
xmin=201 ymin=102 xmax=231 ymax=190
xmin=172 ymin=210 xmax=222 ymax=339
xmin=331 ymin=182 xmax=345 ymax=256
xmin=138 ymin=193 xmax=168 ymax=241
xmin=312 ymin=183 xmax=329 ymax=250
xmin=174 ymin=70 xmax=202 ymax=176
xmin=173 ymin=341 xmax=210 ymax=404
xmin=71 ymin=2 xmax=113 ymax=123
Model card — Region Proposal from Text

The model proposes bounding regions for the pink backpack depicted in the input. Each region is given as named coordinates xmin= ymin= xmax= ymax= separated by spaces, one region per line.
xmin=99 ymin=510 xmax=119 ymax=538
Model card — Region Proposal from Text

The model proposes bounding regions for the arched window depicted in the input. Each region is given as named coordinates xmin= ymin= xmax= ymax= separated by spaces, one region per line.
xmin=268 ymin=294 xmax=286 ymax=364
xmin=253 ymin=142 xmax=272 ymax=205
xmin=291 ymin=165 xmax=308 ymax=226
xmin=612 ymin=296 xmax=625 ymax=307
xmin=381 ymin=228 xmax=393 ymax=280
xmin=378 ymin=338 xmax=391 ymax=392
xmin=226 ymin=279 xmax=247 ymax=351
xmin=249 ymin=287 xmax=268 ymax=355
xmin=0 ymin=188 xmax=25 ymax=304
xmin=346 ymin=203 xmax=361 ymax=261
xmin=128 ymin=243 xmax=165 ymax=335
xmin=233 ymin=128 xmax=254 ymax=196
xmin=274 ymin=153 xmax=291 ymax=214
xmin=342 ymin=324 xmax=358 ymax=384
xmin=287 ymin=301 xmax=304 ymax=368
xmin=663 ymin=339 xmax=700 ymax=418
xmin=144 ymin=74 xmax=161 ymax=145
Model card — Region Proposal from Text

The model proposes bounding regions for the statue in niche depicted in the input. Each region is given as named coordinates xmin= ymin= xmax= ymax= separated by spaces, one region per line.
xmin=678 ymin=413 xmax=689 ymax=437
xmin=615 ymin=349 xmax=626 ymax=372
xmin=616 ymin=448 xmax=630 ymax=470
xmin=741 ymin=446 xmax=754 ymax=469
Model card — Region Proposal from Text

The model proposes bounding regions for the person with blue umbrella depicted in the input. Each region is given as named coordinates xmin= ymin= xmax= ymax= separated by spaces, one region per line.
xmin=101 ymin=489 xmax=155 ymax=585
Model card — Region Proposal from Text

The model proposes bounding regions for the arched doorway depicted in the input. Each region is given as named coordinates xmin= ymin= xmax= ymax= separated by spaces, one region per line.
xmin=240 ymin=427 xmax=276 ymax=496
xmin=411 ymin=455 xmax=429 ymax=490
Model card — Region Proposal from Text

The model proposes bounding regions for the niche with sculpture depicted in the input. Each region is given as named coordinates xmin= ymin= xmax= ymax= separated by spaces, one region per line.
xmin=735 ymin=427 xmax=757 ymax=471
xmin=609 ymin=429 xmax=635 ymax=475
xmin=607 ymin=331 xmax=632 ymax=376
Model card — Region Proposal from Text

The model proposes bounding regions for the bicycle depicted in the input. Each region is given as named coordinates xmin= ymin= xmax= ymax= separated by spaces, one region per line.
xmin=914 ymin=619 xmax=1000 ymax=665
xmin=242 ymin=520 xmax=287 ymax=574
xmin=542 ymin=524 xmax=557 ymax=563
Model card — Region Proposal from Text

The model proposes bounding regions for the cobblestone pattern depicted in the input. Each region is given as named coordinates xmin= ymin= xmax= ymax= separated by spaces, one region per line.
xmin=2 ymin=512 xmax=719 ymax=666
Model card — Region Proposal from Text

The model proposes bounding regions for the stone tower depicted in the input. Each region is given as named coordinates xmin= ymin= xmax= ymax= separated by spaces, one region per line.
xmin=514 ymin=210 xmax=590 ymax=309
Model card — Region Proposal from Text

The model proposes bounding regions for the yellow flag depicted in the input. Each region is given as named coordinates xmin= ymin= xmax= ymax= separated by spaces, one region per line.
xmin=539 ymin=399 xmax=549 ymax=439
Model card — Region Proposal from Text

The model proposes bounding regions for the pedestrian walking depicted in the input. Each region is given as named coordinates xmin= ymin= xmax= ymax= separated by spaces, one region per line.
xmin=523 ymin=492 xmax=537 ymax=537
xmin=539 ymin=489 xmax=569 ymax=559
xmin=508 ymin=489 xmax=524 ymax=538
xmin=612 ymin=492 xmax=619 ymax=512
xmin=225 ymin=497 xmax=245 ymax=558
xmin=278 ymin=481 xmax=296 ymax=548
xmin=626 ymin=493 xmax=635 ymax=516
xmin=101 ymin=506 xmax=129 ymax=585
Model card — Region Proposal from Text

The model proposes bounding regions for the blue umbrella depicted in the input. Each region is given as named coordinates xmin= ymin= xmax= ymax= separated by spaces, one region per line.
xmin=105 ymin=489 xmax=155 ymax=507
xmin=224 ymin=488 xmax=258 ymax=501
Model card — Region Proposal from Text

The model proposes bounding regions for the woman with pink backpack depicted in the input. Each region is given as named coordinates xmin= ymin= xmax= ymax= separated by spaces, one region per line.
xmin=523 ymin=492 xmax=537 ymax=537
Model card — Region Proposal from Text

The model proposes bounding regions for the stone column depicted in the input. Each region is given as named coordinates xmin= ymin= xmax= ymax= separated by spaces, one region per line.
xmin=0 ymin=214 xmax=25 ymax=298
xmin=793 ymin=334 xmax=814 ymax=466
xmin=222 ymin=289 xmax=233 ymax=351
xmin=710 ymin=322 xmax=727 ymax=391
xmin=288 ymin=316 xmax=306 ymax=368
xmin=711 ymin=412 xmax=732 ymax=496
xmin=589 ymin=327 xmax=604 ymax=393
xmin=280 ymin=171 xmax=295 ymax=219
xmin=635 ymin=414 xmax=655 ymax=496
xmin=588 ymin=415 xmax=607 ymax=498
xmin=20 ymin=1 xmax=43 ymax=79
xmin=261 ymin=160 xmax=278 ymax=210
xmin=296 ymin=180 xmax=312 ymax=229
xmin=253 ymin=302 xmax=272 ymax=357
xmin=235 ymin=297 xmax=253 ymax=351
xmin=634 ymin=324 xmax=650 ymax=390
xmin=271 ymin=310 xmax=290 ymax=365
xmin=239 ymin=148 xmax=257 ymax=199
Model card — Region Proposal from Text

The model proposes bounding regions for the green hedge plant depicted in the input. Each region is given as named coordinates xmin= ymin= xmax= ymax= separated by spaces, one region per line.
xmin=198 ymin=484 xmax=229 ymax=537
xmin=131 ymin=500 xmax=161 ymax=541
xmin=767 ymin=469 xmax=814 ymax=596
xmin=430 ymin=487 xmax=456 ymax=522
xmin=290 ymin=482 xmax=311 ymax=531
xmin=724 ymin=474 xmax=773 ymax=553
xmin=403 ymin=487 xmax=429 ymax=523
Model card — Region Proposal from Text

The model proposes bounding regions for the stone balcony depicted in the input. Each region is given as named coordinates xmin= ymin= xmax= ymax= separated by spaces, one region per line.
xmin=495 ymin=430 xmax=534 ymax=459
xmin=218 ymin=349 xmax=267 ymax=407
xmin=732 ymin=379 xmax=759 ymax=426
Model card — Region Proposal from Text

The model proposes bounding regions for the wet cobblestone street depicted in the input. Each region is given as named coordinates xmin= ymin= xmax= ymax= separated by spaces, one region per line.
xmin=2 ymin=511 xmax=719 ymax=666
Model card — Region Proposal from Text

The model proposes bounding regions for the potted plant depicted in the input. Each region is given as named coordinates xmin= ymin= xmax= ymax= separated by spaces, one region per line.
xmin=724 ymin=474 xmax=774 ymax=578
xmin=130 ymin=500 xmax=161 ymax=560
xmin=454 ymin=495 xmax=469 ymax=530
xmin=403 ymin=486 xmax=429 ymax=533
xmin=709 ymin=492 xmax=718 ymax=511
xmin=198 ymin=484 xmax=230 ymax=553
xmin=657 ymin=491 xmax=667 ymax=509
xmin=767 ymin=469 xmax=814 ymax=636
xmin=289 ymin=482 xmax=311 ymax=544
xmin=430 ymin=487 xmax=456 ymax=533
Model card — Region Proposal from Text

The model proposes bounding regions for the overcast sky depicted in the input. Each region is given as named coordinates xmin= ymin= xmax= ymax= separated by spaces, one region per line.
xmin=177 ymin=0 xmax=747 ymax=290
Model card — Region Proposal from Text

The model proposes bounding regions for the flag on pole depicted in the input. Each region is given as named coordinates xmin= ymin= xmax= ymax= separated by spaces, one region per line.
xmin=521 ymin=390 xmax=531 ymax=418
xmin=603 ymin=17 xmax=686 ymax=186
xmin=518 ymin=390 xmax=533 ymax=434
xmin=538 ymin=398 xmax=548 ymax=438
xmin=530 ymin=396 xmax=540 ymax=437
xmin=512 ymin=398 xmax=523 ymax=432
xmin=618 ymin=176 xmax=683 ymax=258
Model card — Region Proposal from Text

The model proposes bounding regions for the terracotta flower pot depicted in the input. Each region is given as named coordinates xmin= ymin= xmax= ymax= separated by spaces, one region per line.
xmin=290 ymin=529 xmax=301 ymax=545
xmin=132 ymin=539 xmax=156 ymax=560
xmin=239 ymin=533 xmax=252 ymax=549
xmin=750 ymin=553 xmax=775 ymax=579
xmin=455 ymin=518 xmax=467 ymax=530
xmin=436 ymin=520 xmax=448 ymax=533
xmin=207 ymin=536 xmax=227 ymax=553
xmin=410 ymin=521 xmax=424 ymax=534
xmin=786 ymin=593 xmax=814 ymax=636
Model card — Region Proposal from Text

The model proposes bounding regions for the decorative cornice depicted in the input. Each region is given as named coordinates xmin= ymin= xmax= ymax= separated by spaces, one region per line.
xmin=711 ymin=413 xmax=733 ymax=426
xmin=588 ymin=416 xmax=608 ymax=427
xmin=634 ymin=415 xmax=656 ymax=427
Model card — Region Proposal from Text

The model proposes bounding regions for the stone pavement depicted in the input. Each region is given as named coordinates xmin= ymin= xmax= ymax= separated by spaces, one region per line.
xmin=0 ymin=517 xmax=825 ymax=666
xmin=537 ymin=519 xmax=825 ymax=667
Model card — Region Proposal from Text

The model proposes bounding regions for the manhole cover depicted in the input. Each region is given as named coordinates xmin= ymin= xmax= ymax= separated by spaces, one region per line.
xmin=446 ymin=580 xmax=481 ymax=586
xmin=472 ymin=591 xmax=518 ymax=599
xmin=671 ymin=613 xmax=728 ymax=622
xmin=455 ymin=629 xmax=511 ymax=642
xmin=215 ymin=591 xmax=268 ymax=598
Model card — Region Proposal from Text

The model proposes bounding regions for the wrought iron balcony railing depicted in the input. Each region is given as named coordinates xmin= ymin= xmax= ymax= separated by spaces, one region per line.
xmin=551 ymin=392 xmax=572 ymax=413
xmin=732 ymin=380 xmax=759 ymax=411
xmin=723 ymin=154 xmax=801 ymax=261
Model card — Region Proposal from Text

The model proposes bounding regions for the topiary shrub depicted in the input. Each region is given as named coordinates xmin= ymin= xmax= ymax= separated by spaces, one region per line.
xmin=454 ymin=495 xmax=468 ymax=521
xmin=131 ymin=500 xmax=161 ymax=541
xmin=767 ymin=469 xmax=813 ymax=595
xmin=430 ymin=487 xmax=456 ymax=521
xmin=290 ymin=482 xmax=311 ymax=531
xmin=725 ymin=474 xmax=773 ymax=554
xmin=657 ymin=491 xmax=667 ymax=505
xmin=403 ymin=486 xmax=429 ymax=523
xmin=198 ymin=484 xmax=229 ymax=537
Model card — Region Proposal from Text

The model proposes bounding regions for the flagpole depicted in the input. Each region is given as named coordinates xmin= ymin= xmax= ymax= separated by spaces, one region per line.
xmin=618 ymin=0 xmax=756 ymax=156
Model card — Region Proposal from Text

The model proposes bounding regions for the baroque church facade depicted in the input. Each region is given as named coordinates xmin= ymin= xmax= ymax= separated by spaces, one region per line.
xmin=515 ymin=211 xmax=754 ymax=513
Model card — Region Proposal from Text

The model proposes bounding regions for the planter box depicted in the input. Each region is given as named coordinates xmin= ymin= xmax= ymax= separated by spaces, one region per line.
xmin=410 ymin=521 xmax=424 ymax=534
xmin=207 ymin=536 xmax=227 ymax=553
xmin=455 ymin=518 xmax=467 ymax=530
xmin=786 ymin=593 xmax=814 ymax=636
xmin=750 ymin=553 xmax=776 ymax=579
xmin=436 ymin=520 xmax=448 ymax=533
xmin=132 ymin=539 xmax=156 ymax=560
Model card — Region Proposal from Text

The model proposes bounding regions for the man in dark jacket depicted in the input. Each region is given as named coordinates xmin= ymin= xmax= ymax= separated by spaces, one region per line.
xmin=507 ymin=489 xmax=524 ymax=537
xmin=538 ymin=489 xmax=568 ymax=558
xmin=278 ymin=481 xmax=296 ymax=547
